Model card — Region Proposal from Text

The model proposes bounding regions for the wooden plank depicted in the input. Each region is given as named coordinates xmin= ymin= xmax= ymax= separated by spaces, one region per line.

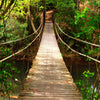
xmin=17 ymin=22 xmax=82 ymax=100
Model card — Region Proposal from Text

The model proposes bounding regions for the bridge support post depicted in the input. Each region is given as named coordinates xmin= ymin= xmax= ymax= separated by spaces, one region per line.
xmin=43 ymin=0 xmax=46 ymax=26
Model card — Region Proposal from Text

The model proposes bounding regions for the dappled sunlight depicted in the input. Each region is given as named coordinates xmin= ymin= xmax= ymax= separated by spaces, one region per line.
xmin=18 ymin=23 xmax=82 ymax=99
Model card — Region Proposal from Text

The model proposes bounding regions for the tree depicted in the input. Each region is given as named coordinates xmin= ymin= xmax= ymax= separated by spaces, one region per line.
xmin=0 ymin=0 xmax=15 ymax=18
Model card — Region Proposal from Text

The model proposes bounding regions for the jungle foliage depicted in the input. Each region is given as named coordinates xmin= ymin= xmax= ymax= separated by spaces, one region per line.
xmin=0 ymin=0 xmax=100 ymax=99
xmin=0 ymin=0 xmax=41 ymax=98
xmin=45 ymin=0 xmax=100 ymax=99
xmin=53 ymin=0 xmax=100 ymax=99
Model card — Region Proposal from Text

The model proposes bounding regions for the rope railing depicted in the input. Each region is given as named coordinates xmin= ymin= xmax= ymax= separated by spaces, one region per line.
xmin=0 ymin=23 xmax=43 ymax=63
xmin=55 ymin=25 xmax=100 ymax=64
xmin=0 ymin=23 xmax=42 ymax=46
xmin=56 ymin=23 xmax=100 ymax=47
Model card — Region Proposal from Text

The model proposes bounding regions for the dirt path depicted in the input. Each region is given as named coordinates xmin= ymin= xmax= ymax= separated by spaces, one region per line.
xmin=41 ymin=10 xmax=54 ymax=22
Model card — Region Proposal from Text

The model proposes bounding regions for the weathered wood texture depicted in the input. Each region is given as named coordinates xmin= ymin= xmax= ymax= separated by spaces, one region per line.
xmin=17 ymin=23 xmax=82 ymax=100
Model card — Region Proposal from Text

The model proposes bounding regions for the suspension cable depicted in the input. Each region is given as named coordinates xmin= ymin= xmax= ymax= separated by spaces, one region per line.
xmin=0 ymin=24 xmax=43 ymax=63
xmin=0 ymin=23 xmax=42 ymax=46
xmin=55 ymin=25 xmax=100 ymax=63
xmin=56 ymin=23 xmax=100 ymax=47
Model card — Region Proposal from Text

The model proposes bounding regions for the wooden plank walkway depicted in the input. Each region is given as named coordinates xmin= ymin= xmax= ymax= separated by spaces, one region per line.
xmin=17 ymin=22 xmax=82 ymax=100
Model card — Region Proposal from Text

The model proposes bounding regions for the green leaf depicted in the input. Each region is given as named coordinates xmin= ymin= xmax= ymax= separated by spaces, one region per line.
xmin=0 ymin=25 xmax=4 ymax=28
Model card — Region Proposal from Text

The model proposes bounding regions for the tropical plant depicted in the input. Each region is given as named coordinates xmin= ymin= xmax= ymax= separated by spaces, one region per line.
xmin=76 ymin=70 xmax=98 ymax=100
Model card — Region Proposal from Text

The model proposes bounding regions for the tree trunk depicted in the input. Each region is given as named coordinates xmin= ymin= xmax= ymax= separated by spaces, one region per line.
xmin=27 ymin=3 xmax=37 ymax=33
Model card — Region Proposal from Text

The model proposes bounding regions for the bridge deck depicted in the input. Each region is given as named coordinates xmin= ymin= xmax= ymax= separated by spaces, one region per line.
xmin=17 ymin=23 xmax=82 ymax=100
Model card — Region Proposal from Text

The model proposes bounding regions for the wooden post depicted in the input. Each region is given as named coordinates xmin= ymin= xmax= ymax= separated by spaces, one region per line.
xmin=43 ymin=0 xmax=46 ymax=26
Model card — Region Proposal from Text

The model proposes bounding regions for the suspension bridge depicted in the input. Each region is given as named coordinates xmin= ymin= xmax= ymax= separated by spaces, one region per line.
xmin=17 ymin=22 xmax=82 ymax=100
xmin=0 ymin=11 xmax=100 ymax=100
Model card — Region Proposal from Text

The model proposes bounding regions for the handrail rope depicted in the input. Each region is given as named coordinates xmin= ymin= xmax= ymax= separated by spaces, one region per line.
xmin=0 ymin=24 xmax=43 ymax=63
xmin=56 ymin=23 xmax=100 ymax=47
xmin=55 ymin=25 xmax=100 ymax=63
xmin=0 ymin=23 xmax=42 ymax=46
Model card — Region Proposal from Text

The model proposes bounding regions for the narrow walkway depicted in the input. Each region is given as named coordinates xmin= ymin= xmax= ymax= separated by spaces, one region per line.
xmin=17 ymin=23 xmax=82 ymax=100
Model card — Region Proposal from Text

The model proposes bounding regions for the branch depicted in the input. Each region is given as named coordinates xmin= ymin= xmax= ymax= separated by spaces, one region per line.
xmin=5 ymin=0 xmax=17 ymax=22
xmin=0 ymin=0 xmax=4 ymax=9
xmin=0 ymin=0 xmax=14 ymax=16
xmin=27 ymin=3 xmax=37 ymax=33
